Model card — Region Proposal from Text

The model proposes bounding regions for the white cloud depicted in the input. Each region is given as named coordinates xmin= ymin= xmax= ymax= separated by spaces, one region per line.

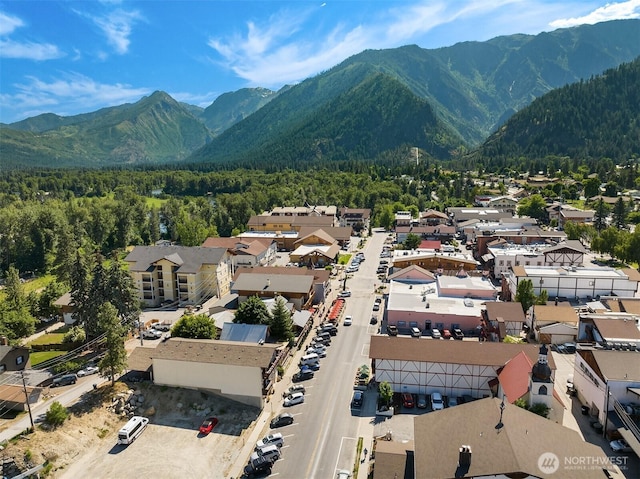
xmin=0 ymin=11 xmax=63 ymax=60
xmin=550 ymin=0 xmax=640 ymax=28
xmin=1 ymin=73 xmax=150 ymax=119
xmin=78 ymin=7 xmax=144 ymax=55
xmin=0 ymin=11 xmax=24 ymax=36
xmin=0 ymin=39 xmax=63 ymax=60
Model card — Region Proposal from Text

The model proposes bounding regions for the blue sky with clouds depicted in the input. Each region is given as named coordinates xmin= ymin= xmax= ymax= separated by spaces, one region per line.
xmin=1 ymin=0 xmax=639 ymax=123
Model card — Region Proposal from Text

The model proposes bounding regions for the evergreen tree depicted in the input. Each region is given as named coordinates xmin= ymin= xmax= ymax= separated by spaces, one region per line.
xmin=404 ymin=233 xmax=421 ymax=250
xmin=3 ymin=265 xmax=25 ymax=310
xmin=593 ymin=199 xmax=608 ymax=232
xmin=97 ymin=302 xmax=127 ymax=386
xmin=269 ymin=296 xmax=294 ymax=342
xmin=515 ymin=279 xmax=536 ymax=314
xmin=234 ymin=295 xmax=271 ymax=325
xmin=612 ymin=197 xmax=628 ymax=230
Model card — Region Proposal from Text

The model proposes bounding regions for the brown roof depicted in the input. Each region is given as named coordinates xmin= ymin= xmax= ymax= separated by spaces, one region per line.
xmin=294 ymin=228 xmax=336 ymax=245
xmin=622 ymin=268 xmax=640 ymax=282
xmin=369 ymin=336 xmax=555 ymax=370
xmin=0 ymin=384 xmax=39 ymax=403
xmin=153 ymin=338 xmax=279 ymax=368
xmin=297 ymin=226 xmax=352 ymax=241
xmin=485 ymin=302 xmax=526 ymax=323
xmin=617 ymin=298 xmax=640 ymax=314
xmin=201 ymin=237 xmax=274 ymax=255
xmin=534 ymin=305 xmax=578 ymax=325
xmin=127 ymin=346 xmax=155 ymax=371
xmin=511 ymin=265 xmax=527 ymax=277
xmin=593 ymin=318 xmax=640 ymax=341
xmin=233 ymin=266 xmax=330 ymax=283
xmin=590 ymin=349 xmax=640 ymax=381
xmin=373 ymin=440 xmax=415 ymax=479
xmin=414 ymin=397 xmax=619 ymax=479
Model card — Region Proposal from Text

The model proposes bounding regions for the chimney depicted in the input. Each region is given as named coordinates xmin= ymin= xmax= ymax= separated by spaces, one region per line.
xmin=459 ymin=445 xmax=472 ymax=467
xmin=0 ymin=336 xmax=8 ymax=346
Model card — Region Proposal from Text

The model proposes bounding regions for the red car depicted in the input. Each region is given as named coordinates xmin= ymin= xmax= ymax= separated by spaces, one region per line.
xmin=199 ymin=417 xmax=219 ymax=435
xmin=443 ymin=329 xmax=452 ymax=339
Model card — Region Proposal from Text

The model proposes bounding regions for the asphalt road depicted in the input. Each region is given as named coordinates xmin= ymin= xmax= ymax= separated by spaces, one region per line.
xmin=266 ymin=230 xmax=387 ymax=479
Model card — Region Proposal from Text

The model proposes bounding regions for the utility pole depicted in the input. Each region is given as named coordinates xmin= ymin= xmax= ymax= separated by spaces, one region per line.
xmin=21 ymin=372 xmax=34 ymax=432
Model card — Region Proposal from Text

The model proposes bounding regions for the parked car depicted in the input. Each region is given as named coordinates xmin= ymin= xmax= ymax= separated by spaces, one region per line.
xmin=431 ymin=392 xmax=444 ymax=410
xmin=142 ymin=329 xmax=162 ymax=339
xmin=284 ymin=392 xmax=305 ymax=407
xmin=387 ymin=325 xmax=398 ymax=336
xmin=431 ymin=328 xmax=442 ymax=339
xmin=344 ymin=315 xmax=353 ymax=326
xmin=417 ymin=394 xmax=428 ymax=409
xmin=448 ymin=396 xmax=459 ymax=407
xmin=336 ymin=470 xmax=352 ymax=479
xmin=561 ymin=342 xmax=577 ymax=354
xmin=312 ymin=335 xmax=331 ymax=346
xmin=198 ymin=417 xmax=219 ymax=435
xmin=270 ymin=413 xmax=295 ymax=429
xmin=442 ymin=329 xmax=451 ymax=339
xmin=372 ymin=303 xmax=380 ymax=312
xmin=292 ymin=370 xmax=314 ymax=382
xmin=256 ymin=433 xmax=284 ymax=449
xmin=452 ymin=328 xmax=464 ymax=340
xmin=374 ymin=297 xmax=382 ymax=304
xmin=351 ymin=390 xmax=363 ymax=408
xmin=152 ymin=322 xmax=171 ymax=331
xmin=411 ymin=327 xmax=421 ymax=338
xmin=402 ymin=392 xmax=415 ymax=408
xmin=340 ymin=291 xmax=352 ymax=298
xmin=250 ymin=444 xmax=281 ymax=463
xmin=77 ymin=365 xmax=99 ymax=377
xmin=244 ymin=455 xmax=274 ymax=477
xmin=610 ymin=438 xmax=632 ymax=453
xmin=306 ymin=347 xmax=327 ymax=357
xmin=370 ymin=316 xmax=378 ymax=325
xmin=52 ymin=374 xmax=77 ymax=387
xmin=283 ymin=385 xmax=306 ymax=397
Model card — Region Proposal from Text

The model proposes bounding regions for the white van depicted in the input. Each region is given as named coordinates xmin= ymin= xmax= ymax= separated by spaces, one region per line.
xmin=117 ymin=416 xmax=149 ymax=445
xmin=442 ymin=245 xmax=455 ymax=253
xmin=299 ymin=353 xmax=319 ymax=366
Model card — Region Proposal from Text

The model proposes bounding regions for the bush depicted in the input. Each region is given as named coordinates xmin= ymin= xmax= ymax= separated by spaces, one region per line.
xmin=53 ymin=360 xmax=83 ymax=375
xmin=45 ymin=401 xmax=68 ymax=427
xmin=62 ymin=326 xmax=85 ymax=344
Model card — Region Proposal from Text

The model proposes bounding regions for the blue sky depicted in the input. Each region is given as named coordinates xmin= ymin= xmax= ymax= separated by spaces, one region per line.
xmin=1 ymin=0 xmax=639 ymax=123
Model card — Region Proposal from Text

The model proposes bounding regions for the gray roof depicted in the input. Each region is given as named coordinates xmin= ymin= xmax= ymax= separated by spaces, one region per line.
xmin=125 ymin=246 xmax=228 ymax=273
xmin=414 ymin=397 xmax=618 ymax=478
xmin=543 ymin=240 xmax=587 ymax=254
xmin=591 ymin=350 xmax=640 ymax=381
xmin=153 ymin=338 xmax=279 ymax=368
xmin=219 ymin=323 xmax=268 ymax=343
xmin=232 ymin=273 xmax=314 ymax=294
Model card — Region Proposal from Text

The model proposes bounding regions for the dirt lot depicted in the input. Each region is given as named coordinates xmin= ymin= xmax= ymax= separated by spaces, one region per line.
xmin=1 ymin=380 xmax=259 ymax=478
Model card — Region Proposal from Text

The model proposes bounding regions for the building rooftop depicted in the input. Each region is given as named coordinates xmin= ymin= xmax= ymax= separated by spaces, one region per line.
xmin=386 ymin=281 xmax=490 ymax=317
xmin=414 ymin=397 xmax=621 ymax=479
xmin=369 ymin=336 xmax=555 ymax=369
xmin=588 ymin=349 xmax=640 ymax=382
xmin=153 ymin=338 xmax=279 ymax=368
xmin=592 ymin=317 xmax=640 ymax=342
xmin=125 ymin=246 xmax=228 ymax=274
xmin=534 ymin=304 xmax=578 ymax=324
xmin=232 ymin=273 xmax=314 ymax=295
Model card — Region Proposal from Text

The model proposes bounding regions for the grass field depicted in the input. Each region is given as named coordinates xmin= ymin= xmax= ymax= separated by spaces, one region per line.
xmin=27 ymin=325 xmax=70 ymax=346
xmin=30 ymin=350 xmax=67 ymax=367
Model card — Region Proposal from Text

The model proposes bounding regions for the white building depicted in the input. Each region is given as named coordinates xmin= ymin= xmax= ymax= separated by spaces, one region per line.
xmin=152 ymin=338 xmax=281 ymax=408
xmin=369 ymin=336 xmax=554 ymax=399
xmin=504 ymin=265 xmax=640 ymax=301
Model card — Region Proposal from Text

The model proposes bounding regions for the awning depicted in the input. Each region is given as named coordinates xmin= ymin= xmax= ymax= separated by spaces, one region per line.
xmin=618 ymin=428 xmax=640 ymax=457
xmin=628 ymin=387 xmax=640 ymax=398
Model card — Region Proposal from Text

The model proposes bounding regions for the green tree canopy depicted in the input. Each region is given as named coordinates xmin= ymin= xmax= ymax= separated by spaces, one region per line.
xmin=172 ymin=313 xmax=217 ymax=339
xmin=234 ymin=295 xmax=271 ymax=325
xmin=269 ymin=296 xmax=294 ymax=342
xmin=515 ymin=279 xmax=537 ymax=314
xmin=516 ymin=194 xmax=547 ymax=222
xmin=97 ymin=302 xmax=128 ymax=385
xmin=404 ymin=233 xmax=421 ymax=250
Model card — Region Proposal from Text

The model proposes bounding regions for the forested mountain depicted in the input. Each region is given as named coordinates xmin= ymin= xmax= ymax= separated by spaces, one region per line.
xmin=0 ymin=92 xmax=213 ymax=169
xmin=474 ymin=58 xmax=640 ymax=165
xmin=200 ymin=87 xmax=279 ymax=135
xmin=1 ymin=19 xmax=639 ymax=170
xmin=189 ymin=19 xmax=640 ymax=166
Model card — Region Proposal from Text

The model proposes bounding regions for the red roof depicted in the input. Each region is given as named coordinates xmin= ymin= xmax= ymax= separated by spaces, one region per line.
xmin=419 ymin=240 xmax=441 ymax=250
xmin=498 ymin=351 xmax=533 ymax=403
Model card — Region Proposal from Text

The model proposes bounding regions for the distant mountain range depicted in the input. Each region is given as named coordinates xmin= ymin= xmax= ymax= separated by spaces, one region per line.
xmin=1 ymin=19 xmax=639 ymax=170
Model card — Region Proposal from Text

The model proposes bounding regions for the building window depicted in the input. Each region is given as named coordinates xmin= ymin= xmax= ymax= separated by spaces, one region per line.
xmin=0 ymin=365 xmax=5 ymax=373
xmin=539 ymin=385 xmax=547 ymax=395
xmin=16 ymin=356 xmax=24 ymax=365
xmin=398 ymin=321 xmax=406 ymax=328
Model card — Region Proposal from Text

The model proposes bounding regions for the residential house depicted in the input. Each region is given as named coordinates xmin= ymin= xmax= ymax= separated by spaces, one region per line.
xmin=0 ymin=341 xmax=30 ymax=373
xmin=290 ymin=229 xmax=341 ymax=267
xmin=297 ymin=226 xmax=353 ymax=249
xmin=487 ymin=195 xmax=518 ymax=214
xmin=394 ymin=211 xmax=413 ymax=228
xmin=231 ymin=272 xmax=314 ymax=311
xmin=125 ymin=246 xmax=233 ymax=308
xmin=418 ymin=209 xmax=449 ymax=226
xmin=151 ymin=338 xmax=281 ymax=408
xmin=529 ymin=303 xmax=579 ymax=344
